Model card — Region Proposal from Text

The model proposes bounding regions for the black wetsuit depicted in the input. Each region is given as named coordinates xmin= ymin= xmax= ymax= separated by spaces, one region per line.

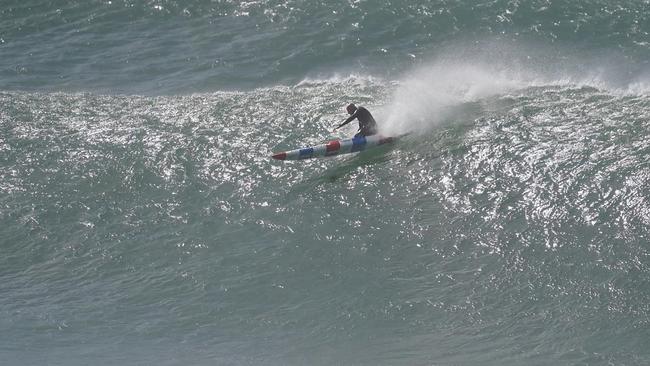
xmin=338 ymin=106 xmax=378 ymax=137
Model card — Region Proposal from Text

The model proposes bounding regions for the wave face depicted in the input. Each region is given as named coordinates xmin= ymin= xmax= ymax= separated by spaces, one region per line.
xmin=1 ymin=1 xmax=650 ymax=365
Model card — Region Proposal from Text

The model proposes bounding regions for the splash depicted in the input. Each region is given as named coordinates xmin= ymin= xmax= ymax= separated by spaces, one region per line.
xmin=379 ymin=42 xmax=650 ymax=135
xmin=380 ymin=61 xmax=530 ymax=134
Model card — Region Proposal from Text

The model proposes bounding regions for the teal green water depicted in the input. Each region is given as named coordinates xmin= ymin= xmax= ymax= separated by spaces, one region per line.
xmin=1 ymin=1 xmax=650 ymax=365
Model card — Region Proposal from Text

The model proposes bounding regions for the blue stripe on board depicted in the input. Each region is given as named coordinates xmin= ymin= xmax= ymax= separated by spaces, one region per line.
xmin=351 ymin=136 xmax=366 ymax=152
xmin=352 ymin=136 xmax=367 ymax=145
xmin=299 ymin=147 xmax=314 ymax=158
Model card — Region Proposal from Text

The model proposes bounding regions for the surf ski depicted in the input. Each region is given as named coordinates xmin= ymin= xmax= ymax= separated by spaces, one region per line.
xmin=271 ymin=133 xmax=408 ymax=161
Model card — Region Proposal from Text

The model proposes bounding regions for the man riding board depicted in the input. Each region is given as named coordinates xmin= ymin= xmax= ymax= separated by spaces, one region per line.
xmin=333 ymin=103 xmax=378 ymax=138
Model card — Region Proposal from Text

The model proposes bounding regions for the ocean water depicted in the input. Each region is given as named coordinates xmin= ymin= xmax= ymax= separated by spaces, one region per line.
xmin=1 ymin=1 xmax=650 ymax=365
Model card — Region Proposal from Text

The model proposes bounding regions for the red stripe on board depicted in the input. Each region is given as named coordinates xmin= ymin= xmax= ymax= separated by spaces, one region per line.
xmin=271 ymin=152 xmax=287 ymax=160
xmin=326 ymin=140 xmax=341 ymax=152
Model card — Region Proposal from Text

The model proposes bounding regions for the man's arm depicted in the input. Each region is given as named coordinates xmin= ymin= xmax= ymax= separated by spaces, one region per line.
xmin=333 ymin=112 xmax=357 ymax=131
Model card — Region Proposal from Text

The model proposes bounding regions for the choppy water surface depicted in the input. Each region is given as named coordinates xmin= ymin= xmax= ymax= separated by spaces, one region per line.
xmin=1 ymin=1 xmax=649 ymax=365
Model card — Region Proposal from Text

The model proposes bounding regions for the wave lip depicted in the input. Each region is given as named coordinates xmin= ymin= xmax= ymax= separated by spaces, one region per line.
xmin=2 ymin=0 xmax=649 ymax=93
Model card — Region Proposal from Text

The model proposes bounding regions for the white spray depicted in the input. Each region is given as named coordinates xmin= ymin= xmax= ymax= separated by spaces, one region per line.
xmin=379 ymin=60 xmax=533 ymax=135
xmin=378 ymin=41 xmax=650 ymax=135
